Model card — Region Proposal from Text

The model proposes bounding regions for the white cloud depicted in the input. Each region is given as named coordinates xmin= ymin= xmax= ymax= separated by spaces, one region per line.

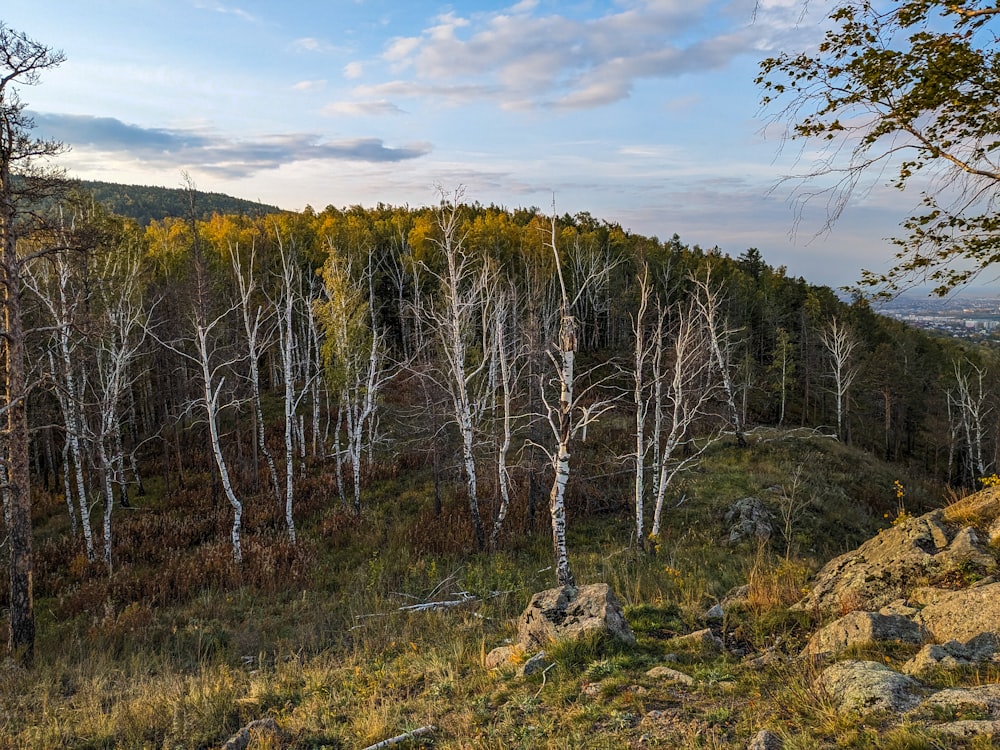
xmin=370 ymin=0 xmax=767 ymax=110
xmin=292 ymin=80 xmax=327 ymax=92
xmin=344 ymin=61 xmax=364 ymax=79
xmin=293 ymin=37 xmax=337 ymax=53
xmin=323 ymin=100 xmax=406 ymax=117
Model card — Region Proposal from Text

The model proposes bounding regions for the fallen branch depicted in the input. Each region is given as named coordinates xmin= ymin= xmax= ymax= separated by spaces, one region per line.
xmin=399 ymin=592 xmax=476 ymax=612
xmin=359 ymin=724 xmax=436 ymax=750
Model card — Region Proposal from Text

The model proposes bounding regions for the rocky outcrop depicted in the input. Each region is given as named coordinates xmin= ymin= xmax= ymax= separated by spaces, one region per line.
xmin=915 ymin=583 xmax=1000 ymax=642
xmin=793 ymin=507 xmax=997 ymax=613
xmin=801 ymin=611 xmax=926 ymax=658
xmin=902 ymin=634 xmax=999 ymax=675
xmin=815 ymin=661 xmax=923 ymax=713
xmin=747 ymin=729 xmax=783 ymax=750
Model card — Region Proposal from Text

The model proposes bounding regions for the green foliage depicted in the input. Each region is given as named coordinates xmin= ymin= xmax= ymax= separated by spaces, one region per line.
xmin=758 ymin=0 xmax=1000 ymax=296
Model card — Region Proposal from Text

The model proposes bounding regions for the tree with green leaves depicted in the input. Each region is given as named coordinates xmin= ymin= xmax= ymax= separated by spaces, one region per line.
xmin=1 ymin=22 xmax=65 ymax=666
xmin=758 ymin=0 xmax=1000 ymax=294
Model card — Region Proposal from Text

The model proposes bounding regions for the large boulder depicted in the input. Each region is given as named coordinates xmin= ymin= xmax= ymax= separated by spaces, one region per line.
xmin=915 ymin=582 xmax=1000 ymax=642
xmin=815 ymin=660 xmax=923 ymax=714
xmin=793 ymin=509 xmax=996 ymax=613
xmin=801 ymin=611 xmax=926 ymax=658
xmin=516 ymin=583 xmax=636 ymax=651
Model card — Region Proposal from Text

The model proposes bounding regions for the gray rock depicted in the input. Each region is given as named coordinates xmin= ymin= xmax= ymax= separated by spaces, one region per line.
xmin=878 ymin=599 xmax=919 ymax=617
xmin=931 ymin=720 xmax=1000 ymax=739
xmin=705 ymin=604 xmax=725 ymax=620
xmin=903 ymin=634 xmax=999 ymax=675
xmin=921 ymin=684 xmax=1000 ymax=716
xmin=725 ymin=497 xmax=775 ymax=545
xmin=916 ymin=583 xmax=1000 ymax=642
xmin=793 ymin=512 xmax=953 ymax=613
xmin=902 ymin=643 xmax=968 ymax=675
xmin=519 ymin=651 xmax=549 ymax=677
xmin=645 ymin=665 xmax=695 ymax=685
xmin=747 ymin=729 xmax=783 ymax=750
xmin=935 ymin=526 xmax=995 ymax=571
xmin=815 ymin=660 xmax=923 ymax=714
xmin=221 ymin=718 xmax=285 ymax=750
xmin=517 ymin=583 xmax=635 ymax=650
xmin=801 ymin=611 xmax=926 ymax=658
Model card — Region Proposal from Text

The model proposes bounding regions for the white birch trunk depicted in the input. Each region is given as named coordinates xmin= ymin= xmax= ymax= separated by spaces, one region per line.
xmin=196 ymin=324 xmax=243 ymax=564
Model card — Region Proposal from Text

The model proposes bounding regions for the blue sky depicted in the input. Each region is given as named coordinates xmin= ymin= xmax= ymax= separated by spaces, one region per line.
xmin=2 ymin=0 xmax=923 ymax=288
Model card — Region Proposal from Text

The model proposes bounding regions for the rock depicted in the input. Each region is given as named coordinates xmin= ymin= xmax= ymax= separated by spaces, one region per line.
xmin=902 ymin=634 xmax=999 ymax=675
xmin=705 ymin=604 xmax=725 ymax=620
xmin=801 ymin=611 xmax=926 ymax=658
xmin=878 ymin=599 xmax=919 ymax=617
xmin=665 ymin=628 xmax=725 ymax=656
xmin=793 ymin=512 xmax=953 ymax=613
xmin=519 ymin=651 xmax=549 ymax=677
xmin=645 ymin=665 xmax=695 ymax=685
xmin=485 ymin=645 xmax=522 ymax=669
xmin=517 ymin=584 xmax=635 ymax=650
xmin=815 ymin=661 xmax=923 ymax=714
xmin=747 ymin=728 xmax=783 ymax=750
xmin=921 ymin=684 xmax=1000 ymax=715
xmin=794 ymin=509 xmax=999 ymax=614
xmin=725 ymin=497 xmax=774 ymax=545
xmin=934 ymin=526 xmax=995 ymax=571
xmin=903 ymin=643 xmax=969 ymax=675
xmin=931 ymin=720 xmax=1000 ymax=739
xmin=916 ymin=582 xmax=1000 ymax=642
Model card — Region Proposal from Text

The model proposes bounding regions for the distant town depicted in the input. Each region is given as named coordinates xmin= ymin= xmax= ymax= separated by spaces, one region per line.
xmin=879 ymin=292 xmax=1000 ymax=342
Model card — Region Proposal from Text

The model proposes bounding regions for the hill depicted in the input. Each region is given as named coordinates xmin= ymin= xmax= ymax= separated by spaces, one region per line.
xmin=66 ymin=179 xmax=284 ymax=225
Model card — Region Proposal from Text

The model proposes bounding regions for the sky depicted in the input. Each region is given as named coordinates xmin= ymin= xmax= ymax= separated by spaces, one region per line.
xmin=0 ymin=0 xmax=936 ymax=290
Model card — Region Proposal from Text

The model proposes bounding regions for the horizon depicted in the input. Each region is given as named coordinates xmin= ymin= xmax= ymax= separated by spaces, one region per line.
xmin=2 ymin=1 xmax=953 ymax=290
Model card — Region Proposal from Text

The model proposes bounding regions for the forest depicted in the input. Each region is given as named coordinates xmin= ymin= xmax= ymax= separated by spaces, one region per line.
xmin=7 ymin=0 xmax=1000 ymax=743
xmin=6 ymin=181 xmax=995 ymax=589
xmin=7 ymin=183 xmax=995 ymax=546
xmin=4 ymin=180 xmax=996 ymax=747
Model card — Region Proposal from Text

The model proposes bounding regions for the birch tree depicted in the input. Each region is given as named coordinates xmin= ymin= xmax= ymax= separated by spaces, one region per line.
xmin=316 ymin=244 xmax=389 ymax=515
xmin=25 ymin=250 xmax=94 ymax=560
xmin=88 ymin=233 xmax=148 ymax=571
xmin=421 ymin=189 xmax=492 ymax=550
xmin=540 ymin=205 xmax=616 ymax=586
xmin=0 ymin=22 xmax=66 ymax=665
xmin=488 ymin=276 xmax=524 ymax=549
xmin=951 ymin=359 xmax=992 ymax=482
xmin=693 ymin=268 xmax=746 ymax=446
xmin=820 ymin=316 xmax=860 ymax=442
xmin=648 ymin=292 xmax=722 ymax=541
xmin=228 ymin=234 xmax=281 ymax=510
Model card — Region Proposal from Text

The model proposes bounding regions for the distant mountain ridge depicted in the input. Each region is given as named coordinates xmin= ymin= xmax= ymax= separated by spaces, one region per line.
xmin=68 ymin=179 xmax=284 ymax=225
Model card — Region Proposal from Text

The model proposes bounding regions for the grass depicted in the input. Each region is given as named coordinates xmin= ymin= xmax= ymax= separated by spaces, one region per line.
xmin=1 ymin=430 xmax=980 ymax=749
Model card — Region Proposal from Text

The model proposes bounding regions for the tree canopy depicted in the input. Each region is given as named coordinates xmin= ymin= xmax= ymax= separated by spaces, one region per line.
xmin=757 ymin=0 xmax=1000 ymax=295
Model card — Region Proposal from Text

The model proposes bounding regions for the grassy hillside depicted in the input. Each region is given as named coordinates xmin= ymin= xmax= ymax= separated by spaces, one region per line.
xmin=1 ymin=430 xmax=955 ymax=749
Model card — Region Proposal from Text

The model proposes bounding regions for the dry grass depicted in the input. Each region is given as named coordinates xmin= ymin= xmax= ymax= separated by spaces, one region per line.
xmin=0 ymin=433 xmax=981 ymax=749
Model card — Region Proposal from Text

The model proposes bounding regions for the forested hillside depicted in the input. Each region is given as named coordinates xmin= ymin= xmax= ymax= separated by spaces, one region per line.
xmin=61 ymin=179 xmax=283 ymax=225
xmin=6 ymin=185 xmax=993 ymax=576
xmin=5 ymin=183 xmax=996 ymax=748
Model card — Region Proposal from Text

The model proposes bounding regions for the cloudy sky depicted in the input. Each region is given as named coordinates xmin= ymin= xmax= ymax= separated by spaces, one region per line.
xmin=2 ymin=0 xmax=926 ymax=288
